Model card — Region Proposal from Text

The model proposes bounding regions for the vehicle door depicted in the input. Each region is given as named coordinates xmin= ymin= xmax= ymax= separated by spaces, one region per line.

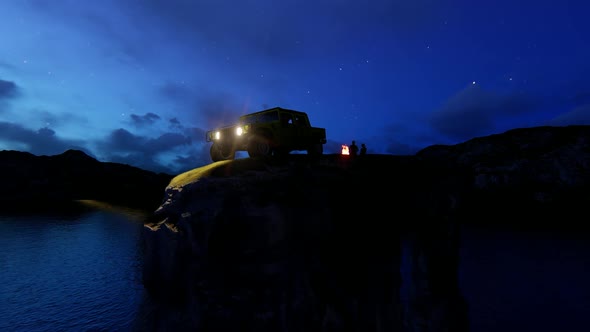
xmin=279 ymin=111 xmax=298 ymax=147
xmin=292 ymin=113 xmax=311 ymax=149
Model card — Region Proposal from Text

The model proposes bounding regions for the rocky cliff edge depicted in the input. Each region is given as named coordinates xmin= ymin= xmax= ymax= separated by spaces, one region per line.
xmin=141 ymin=125 xmax=590 ymax=331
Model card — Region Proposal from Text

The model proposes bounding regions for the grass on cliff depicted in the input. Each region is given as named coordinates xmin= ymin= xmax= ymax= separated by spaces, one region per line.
xmin=168 ymin=158 xmax=271 ymax=189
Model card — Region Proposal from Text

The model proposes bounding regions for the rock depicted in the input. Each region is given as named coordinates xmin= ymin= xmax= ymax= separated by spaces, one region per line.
xmin=142 ymin=125 xmax=590 ymax=331
xmin=142 ymin=156 xmax=467 ymax=331
xmin=417 ymin=125 xmax=590 ymax=225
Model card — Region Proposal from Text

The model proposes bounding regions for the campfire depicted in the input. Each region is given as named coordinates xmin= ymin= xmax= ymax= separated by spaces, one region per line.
xmin=341 ymin=144 xmax=349 ymax=155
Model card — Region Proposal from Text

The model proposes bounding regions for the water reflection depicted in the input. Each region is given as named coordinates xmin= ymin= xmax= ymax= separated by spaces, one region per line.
xmin=75 ymin=200 xmax=154 ymax=223
xmin=139 ymin=222 xmax=469 ymax=332
xmin=0 ymin=202 xmax=148 ymax=332
xmin=5 ymin=200 xmax=586 ymax=332
xmin=138 ymin=222 xmax=590 ymax=332
xmin=459 ymin=227 xmax=590 ymax=332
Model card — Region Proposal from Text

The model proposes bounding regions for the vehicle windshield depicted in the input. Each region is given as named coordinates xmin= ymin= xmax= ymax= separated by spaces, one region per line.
xmin=240 ymin=111 xmax=279 ymax=124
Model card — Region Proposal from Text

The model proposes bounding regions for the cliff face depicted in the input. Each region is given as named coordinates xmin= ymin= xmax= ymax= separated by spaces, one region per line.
xmin=0 ymin=149 xmax=173 ymax=211
xmin=142 ymin=156 xmax=468 ymax=331
xmin=142 ymin=125 xmax=590 ymax=331
xmin=417 ymin=125 xmax=590 ymax=224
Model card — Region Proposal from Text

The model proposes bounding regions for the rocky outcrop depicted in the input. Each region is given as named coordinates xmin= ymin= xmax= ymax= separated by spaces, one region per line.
xmin=142 ymin=125 xmax=590 ymax=331
xmin=142 ymin=156 xmax=469 ymax=332
xmin=0 ymin=149 xmax=173 ymax=211
xmin=417 ymin=125 xmax=590 ymax=225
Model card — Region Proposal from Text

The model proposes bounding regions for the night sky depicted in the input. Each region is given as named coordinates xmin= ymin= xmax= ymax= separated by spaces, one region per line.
xmin=1 ymin=0 xmax=589 ymax=174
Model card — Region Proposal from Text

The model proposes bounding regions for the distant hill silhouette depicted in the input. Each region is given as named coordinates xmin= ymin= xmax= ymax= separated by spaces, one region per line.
xmin=0 ymin=149 xmax=173 ymax=212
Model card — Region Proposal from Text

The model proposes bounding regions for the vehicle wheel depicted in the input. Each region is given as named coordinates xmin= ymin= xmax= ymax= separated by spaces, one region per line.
xmin=247 ymin=135 xmax=271 ymax=158
xmin=210 ymin=143 xmax=235 ymax=162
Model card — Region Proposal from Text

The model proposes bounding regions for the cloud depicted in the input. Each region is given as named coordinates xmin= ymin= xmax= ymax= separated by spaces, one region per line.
xmin=158 ymin=82 xmax=194 ymax=102
xmin=102 ymin=128 xmax=146 ymax=152
xmin=194 ymin=91 xmax=246 ymax=128
xmin=101 ymin=128 xmax=190 ymax=154
xmin=25 ymin=0 xmax=152 ymax=66
xmin=0 ymin=61 xmax=15 ymax=70
xmin=108 ymin=145 xmax=211 ymax=175
xmin=428 ymin=85 xmax=538 ymax=141
xmin=129 ymin=112 xmax=161 ymax=128
xmin=155 ymin=81 xmax=247 ymax=130
xmin=182 ymin=127 xmax=207 ymax=141
xmin=24 ymin=0 xmax=437 ymax=82
xmin=171 ymin=144 xmax=212 ymax=172
xmin=97 ymin=127 xmax=196 ymax=173
xmin=169 ymin=117 xmax=182 ymax=130
xmin=546 ymin=104 xmax=590 ymax=126
xmin=0 ymin=121 xmax=87 ymax=155
xmin=34 ymin=109 xmax=88 ymax=127
xmin=0 ymin=79 xmax=19 ymax=100
xmin=149 ymin=133 xmax=191 ymax=152
xmin=125 ymin=0 xmax=439 ymax=62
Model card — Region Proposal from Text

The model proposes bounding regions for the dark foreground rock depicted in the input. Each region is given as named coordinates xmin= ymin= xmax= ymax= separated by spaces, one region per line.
xmin=141 ymin=125 xmax=590 ymax=332
xmin=418 ymin=125 xmax=590 ymax=227
xmin=142 ymin=156 xmax=469 ymax=332
xmin=0 ymin=149 xmax=173 ymax=211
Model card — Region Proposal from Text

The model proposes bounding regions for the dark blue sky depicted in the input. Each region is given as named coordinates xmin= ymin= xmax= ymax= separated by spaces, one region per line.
xmin=1 ymin=0 xmax=589 ymax=173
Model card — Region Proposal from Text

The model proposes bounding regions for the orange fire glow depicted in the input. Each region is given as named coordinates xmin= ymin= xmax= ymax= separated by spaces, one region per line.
xmin=341 ymin=145 xmax=349 ymax=155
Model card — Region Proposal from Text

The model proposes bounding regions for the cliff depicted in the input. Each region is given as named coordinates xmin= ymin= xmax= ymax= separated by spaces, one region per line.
xmin=0 ymin=149 xmax=173 ymax=211
xmin=141 ymin=125 xmax=590 ymax=332
xmin=141 ymin=156 xmax=468 ymax=331
xmin=418 ymin=125 xmax=590 ymax=226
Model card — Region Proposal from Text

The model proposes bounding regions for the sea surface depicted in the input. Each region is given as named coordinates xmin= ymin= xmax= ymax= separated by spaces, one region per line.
xmin=458 ymin=226 xmax=590 ymax=332
xmin=1 ymin=205 xmax=589 ymax=332
xmin=0 ymin=204 xmax=149 ymax=332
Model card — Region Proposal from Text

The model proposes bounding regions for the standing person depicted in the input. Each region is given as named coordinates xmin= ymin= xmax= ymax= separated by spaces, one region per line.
xmin=360 ymin=143 xmax=367 ymax=156
xmin=350 ymin=140 xmax=359 ymax=157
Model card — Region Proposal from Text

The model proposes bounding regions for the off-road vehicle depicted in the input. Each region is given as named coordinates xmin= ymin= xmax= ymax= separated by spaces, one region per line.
xmin=205 ymin=107 xmax=327 ymax=162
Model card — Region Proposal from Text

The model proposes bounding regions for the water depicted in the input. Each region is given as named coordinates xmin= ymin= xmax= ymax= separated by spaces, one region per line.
xmin=2 ymin=206 xmax=589 ymax=332
xmin=459 ymin=226 xmax=590 ymax=332
xmin=0 ymin=205 xmax=148 ymax=332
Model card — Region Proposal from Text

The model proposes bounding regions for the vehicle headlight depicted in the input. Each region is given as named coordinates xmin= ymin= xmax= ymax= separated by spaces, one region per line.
xmin=214 ymin=131 xmax=221 ymax=140
xmin=236 ymin=127 xmax=243 ymax=136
